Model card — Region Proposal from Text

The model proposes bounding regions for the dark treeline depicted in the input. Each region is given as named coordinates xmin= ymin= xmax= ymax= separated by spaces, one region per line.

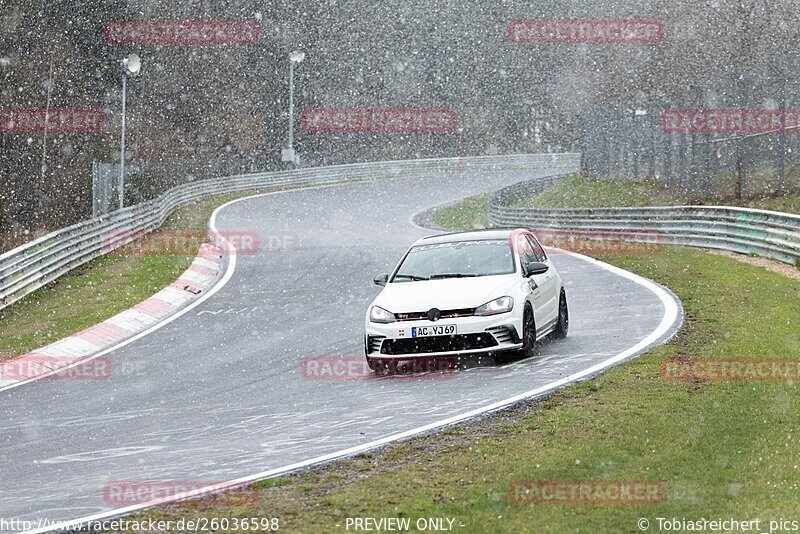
xmin=1 ymin=0 xmax=799 ymax=249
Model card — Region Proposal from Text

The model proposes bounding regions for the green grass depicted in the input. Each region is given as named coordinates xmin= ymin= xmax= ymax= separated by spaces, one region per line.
xmin=0 ymin=188 xmax=282 ymax=361
xmin=113 ymin=209 xmax=800 ymax=532
xmin=705 ymin=163 xmax=800 ymax=202
xmin=724 ymin=194 xmax=800 ymax=215
xmin=431 ymin=193 xmax=491 ymax=229
xmin=505 ymin=173 xmax=800 ymax=214
xmin=251 ymin=477 xmax=292 ymax=490
xmin=512 ymin=174 xmax=666 ymax=209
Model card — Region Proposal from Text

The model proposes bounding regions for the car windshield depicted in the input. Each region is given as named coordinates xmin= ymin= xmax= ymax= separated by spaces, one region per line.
xmin=392 ymin=239 xmax=515 ymax=282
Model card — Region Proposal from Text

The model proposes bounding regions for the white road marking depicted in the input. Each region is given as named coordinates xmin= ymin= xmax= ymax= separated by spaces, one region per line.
xmin=177 ymin=269 xmax=215 ymax=285
xmin=103 ymin=309 xmax=160 ymax=331
xmin=192 ymin=257 xmax=220 ymax=270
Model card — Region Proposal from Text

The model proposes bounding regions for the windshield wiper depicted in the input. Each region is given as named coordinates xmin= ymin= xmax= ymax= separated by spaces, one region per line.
xmin=394 ymin=274 xmax=430 ymax=281
xmin=429 ymin=273 xmax=478 ymax=279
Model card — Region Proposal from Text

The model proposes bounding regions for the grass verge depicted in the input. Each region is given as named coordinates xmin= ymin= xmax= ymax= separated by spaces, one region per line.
xmin=512 ymin=174 xmax=666 ymax=209
xmin=509 ymin=174 xmax=800 ymax=214
xmin=110 ymin=203 xmax=800 ymax=532
xmin=431 ymin=193 xmax=491 ymax=229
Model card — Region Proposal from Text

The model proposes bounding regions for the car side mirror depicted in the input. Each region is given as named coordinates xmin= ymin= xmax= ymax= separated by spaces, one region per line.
xmin=524 ymin=262 xmax=549 ymax=276
xmin=374 ymin=273 xmax=389 ymax=286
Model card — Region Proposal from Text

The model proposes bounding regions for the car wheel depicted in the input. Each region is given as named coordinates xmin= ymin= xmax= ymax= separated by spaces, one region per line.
xmin=366 ymin=356 xmax=384 ymax=373
xmin=520 ymin=303 xmax=537 ymax=358
xmin=553 ymin=288 xmax=569 ymax=339
xmin=496 ymin=303 xmax=536 ymax=364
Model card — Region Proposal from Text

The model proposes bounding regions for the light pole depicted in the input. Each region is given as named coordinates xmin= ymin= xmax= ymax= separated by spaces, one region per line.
xmin=282 ymin=50 xmax=305 ymax=166
xmin=119 ymin=53 xmax=141 ymax=209
xmin=769 ymin=63 xmax=786 ymax=193
xmin=732 ymin=73 xmax=748 ymax=200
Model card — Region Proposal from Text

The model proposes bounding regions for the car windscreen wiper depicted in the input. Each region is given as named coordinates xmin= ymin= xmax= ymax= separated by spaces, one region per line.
xmin=394 ymin=274 xmax=430 ymax=281
xmin=429 ymin=273 xmax=478 ymax=279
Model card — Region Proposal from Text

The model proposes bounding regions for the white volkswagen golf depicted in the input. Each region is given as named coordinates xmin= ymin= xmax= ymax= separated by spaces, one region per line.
xmin=364 ymin=228 xmax=568 ymax=371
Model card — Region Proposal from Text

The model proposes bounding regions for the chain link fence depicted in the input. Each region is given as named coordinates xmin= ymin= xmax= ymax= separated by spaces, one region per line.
xmin=580 ymin=63 xmax=800 ymax=201
xmin=1 ymin=153 xmax=276 ymax=253
xmin=91 ymin=154 xmax=276 ymax=218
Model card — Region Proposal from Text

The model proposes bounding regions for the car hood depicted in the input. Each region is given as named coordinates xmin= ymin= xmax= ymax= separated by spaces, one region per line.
xmin=374 ymin=274 xmax=518 ymax=313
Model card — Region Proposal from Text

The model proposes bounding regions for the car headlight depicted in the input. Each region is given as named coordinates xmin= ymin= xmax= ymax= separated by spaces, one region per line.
xmin=370 ymin=305 xmax=396 ymax=323
xmin=474 ymin=296 xmax=514 ymax=316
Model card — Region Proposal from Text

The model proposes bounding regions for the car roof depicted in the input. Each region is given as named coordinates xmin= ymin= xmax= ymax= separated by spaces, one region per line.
xmin=414 ymin=228 xmax=528 ymax=246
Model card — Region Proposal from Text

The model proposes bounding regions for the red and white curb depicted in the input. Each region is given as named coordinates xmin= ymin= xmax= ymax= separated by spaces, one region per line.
xmin=0 ymin=243 xmax=224 ymax=388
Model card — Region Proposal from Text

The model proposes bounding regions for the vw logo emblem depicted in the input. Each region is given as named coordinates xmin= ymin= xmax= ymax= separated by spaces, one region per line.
xmin=427 ymin=308 xmax=441 ymax=322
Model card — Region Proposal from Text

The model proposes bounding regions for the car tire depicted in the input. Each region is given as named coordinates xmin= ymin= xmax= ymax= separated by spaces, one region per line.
xmin=519 ymin=303 xmax=537 ymax=358
xmin=553 ymin=288 xmax=569 ymax=339
xmin=496 ymin=303 xmax=536 ymax=365
xmin=366 ymin=356 xmax=384 ymax=373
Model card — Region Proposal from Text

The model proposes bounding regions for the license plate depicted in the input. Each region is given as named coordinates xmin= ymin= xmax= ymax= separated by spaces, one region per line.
xmin=410 ymin=324 xmax=456 ymax=338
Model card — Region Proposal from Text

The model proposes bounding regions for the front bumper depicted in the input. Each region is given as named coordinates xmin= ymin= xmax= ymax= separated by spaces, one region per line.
xmin=365 ymin=313 xmax=522 ymax=359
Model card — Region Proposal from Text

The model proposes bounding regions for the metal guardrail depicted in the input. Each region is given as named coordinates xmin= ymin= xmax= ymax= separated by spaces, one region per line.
xmin=488 ymin=177 xmax=800 ymax=266
xmin=0 ymin=153 xmax=580 ymax=311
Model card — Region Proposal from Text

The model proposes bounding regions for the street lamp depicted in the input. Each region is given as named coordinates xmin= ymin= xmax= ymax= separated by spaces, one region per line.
xmin=282 ymin=50 xmax=305 ymax=166
xmin=768 ymin=63 xmax=787 ymax=193
xmin=118 ymin=53 xmax=141 ymax=209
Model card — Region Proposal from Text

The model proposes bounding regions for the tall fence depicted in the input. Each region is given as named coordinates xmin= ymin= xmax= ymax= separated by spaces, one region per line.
xmin=92 ymin=159 xmax=227 ymax=217
xmin=0 ymin=153 xmax=580 ymax=312
xmin=1 ymin=153 xmax=278 ymax=254
xmin=580 ymin=66 xmax=800 ymax=201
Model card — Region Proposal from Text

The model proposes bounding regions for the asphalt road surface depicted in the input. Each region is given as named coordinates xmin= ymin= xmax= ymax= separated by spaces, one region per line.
xmin=0 ymin=168 xmax=682 ymax=530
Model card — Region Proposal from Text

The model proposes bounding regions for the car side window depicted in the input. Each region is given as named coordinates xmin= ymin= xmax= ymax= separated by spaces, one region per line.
xmin=526 ymin=235 xmax=547 ymax=262
xmin=517 ymin=235 xmax=536 ymax=271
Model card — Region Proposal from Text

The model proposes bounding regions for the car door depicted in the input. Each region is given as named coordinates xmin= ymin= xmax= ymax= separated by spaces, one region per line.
xmin=517 ymin=234 xmax=549 ymax=320
xmin=526 ymin=235 xmax=559 ymax=327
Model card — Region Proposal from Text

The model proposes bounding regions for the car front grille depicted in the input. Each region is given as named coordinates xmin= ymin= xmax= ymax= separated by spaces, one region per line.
xmin=394 ymin=308 xmax=476 ymax=322
xmin=380 ymin=333 xmax=498 ymax=355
